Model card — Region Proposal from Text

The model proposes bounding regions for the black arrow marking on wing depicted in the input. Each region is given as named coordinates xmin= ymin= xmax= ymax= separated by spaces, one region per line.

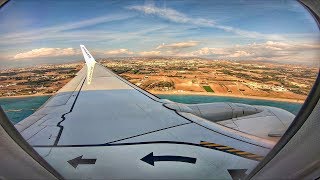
xmin=141 ymin=152 xmax=196 ymax=166
xmin=68 ymin=155 xmax=96 ymax=169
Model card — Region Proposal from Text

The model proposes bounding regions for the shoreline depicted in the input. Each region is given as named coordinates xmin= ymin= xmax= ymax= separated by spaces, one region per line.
xmin=151 ymin=91 xmax=305 ymax=104
xmin=0 ymin=91 xmax=304 ymax=104
xmin=0 ymin=93 xmax=52 ymax=99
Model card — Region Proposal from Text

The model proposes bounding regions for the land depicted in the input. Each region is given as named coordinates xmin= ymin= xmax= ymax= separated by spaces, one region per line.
xmin=0 ymin=57 xmax=317 ymax=103
xmin=0 ymin=63 xmax=83 ymax=97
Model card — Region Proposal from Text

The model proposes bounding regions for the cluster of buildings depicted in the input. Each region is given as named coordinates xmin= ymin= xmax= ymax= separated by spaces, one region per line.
xmin=244 ymin=82 xmax=288 ymax=92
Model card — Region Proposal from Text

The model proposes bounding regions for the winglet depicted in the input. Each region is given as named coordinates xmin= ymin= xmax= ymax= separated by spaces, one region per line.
xmin=80 ymin=45 xmax=96 ymax=84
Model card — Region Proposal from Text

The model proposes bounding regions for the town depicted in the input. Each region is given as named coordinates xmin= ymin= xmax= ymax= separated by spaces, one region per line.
xmin=0 ymin=57 xmax=317 ymax=102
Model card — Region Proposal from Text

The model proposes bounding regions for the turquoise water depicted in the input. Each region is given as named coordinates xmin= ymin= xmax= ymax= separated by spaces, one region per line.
xmin=0 ymin=96 xmax=50 ymax=124
xmin=0 ymin=95 xmax=302 ymax=124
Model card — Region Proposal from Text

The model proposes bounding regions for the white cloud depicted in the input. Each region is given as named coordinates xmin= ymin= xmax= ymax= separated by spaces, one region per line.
xmin=191 ymin=47 xmax=227 ymax=56
xmin=99 ymin=40 xmax=318 ymax=63
xmin=186 ymin=41 xmax=320 ymax=63
xmin=16 ymin=40 xmax=316 ymax=65
xmin=138 ymin=50 xmax=161 ymax=56
xmin=14 ymin=48 xmax=79 ymax=60
xmin=104 ymin=49 xmax=134 ymax=56
xmin=103 ymin=49 xmax=161 ymax=56
xmin=1 ymin=14 xmax=132 ymax=45
xmin=156 ymin=41 xmax=199 ymax=49
xmin=128 ymin=4 xmax=284 ymax=40
xmin=226 ymin=50 xmax=253 ymax=58
xmin=128 ymin=4 xmax=214 ymax=27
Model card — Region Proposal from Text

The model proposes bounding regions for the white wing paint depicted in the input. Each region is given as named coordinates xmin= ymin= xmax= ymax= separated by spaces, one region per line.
xmin=80 ymin=45 xmax=96 ymax=85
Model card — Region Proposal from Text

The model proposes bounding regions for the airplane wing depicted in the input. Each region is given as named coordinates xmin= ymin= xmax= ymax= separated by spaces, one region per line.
xmin=14 ymin=45 xmax=277 ymax=179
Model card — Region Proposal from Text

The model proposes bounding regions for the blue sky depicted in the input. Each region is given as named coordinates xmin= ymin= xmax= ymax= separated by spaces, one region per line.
xmin=0 ymin=0 xmax=319 ymax=68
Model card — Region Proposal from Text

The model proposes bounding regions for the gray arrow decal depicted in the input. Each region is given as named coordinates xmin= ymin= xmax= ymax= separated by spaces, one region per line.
xmin=68 ymin=155 xmax=96 ymax=168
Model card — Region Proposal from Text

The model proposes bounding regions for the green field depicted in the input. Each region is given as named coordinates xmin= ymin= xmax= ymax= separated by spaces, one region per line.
xmin=203 ymin=86 xmax=214 ymax=92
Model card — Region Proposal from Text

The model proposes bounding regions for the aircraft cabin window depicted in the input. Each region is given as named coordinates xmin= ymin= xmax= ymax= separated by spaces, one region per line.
xmin=0 ymin=0 xmax=319 ymax=179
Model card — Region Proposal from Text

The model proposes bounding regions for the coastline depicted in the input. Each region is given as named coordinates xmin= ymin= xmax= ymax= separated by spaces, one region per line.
xmin=152 ymin=91 xmax=305 ymax=104
xmin=0 ymin=91 xmax=304 ymax=104
xmin=0 ymin=93 xmax=53 ymax=99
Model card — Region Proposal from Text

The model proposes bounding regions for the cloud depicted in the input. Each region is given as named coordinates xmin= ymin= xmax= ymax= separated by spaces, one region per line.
xmin=128 ymin=4 xmax=284 ymax=40
xmin=98 ymin=40 xmax=319 ymax=63
xmin=138 ymin=50 xmax=161 ymax=56
xmin=128 ymin=4 xmax=214 ymax=27
xmin=17 ymin=40 xmax=317 ymax=65
xmin=186 ymin=41 xmax=320 ymax=63
xmin=190 ymin=47 xmax=227 ymax=56
xmin=156 ymin=41 xmax=199 ymax=49
xmin=103 ymin=49 xmax=161 ymax=56
xmin=104 ymin=49 xmax=134 ymax=56
xmin=13 ymin=48 xmax=79 ymax=59
xmin=1 ymin=14 xmax=132 ymax=45
xmin=226 ymin=50 xmax=253 ymax=58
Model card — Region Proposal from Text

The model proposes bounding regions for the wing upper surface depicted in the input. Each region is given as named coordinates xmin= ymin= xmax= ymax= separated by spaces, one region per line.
xmin=57 ymin=63 xmax=190 ymax=145
xmin=16 ymin=60 xmax=190 ymax=146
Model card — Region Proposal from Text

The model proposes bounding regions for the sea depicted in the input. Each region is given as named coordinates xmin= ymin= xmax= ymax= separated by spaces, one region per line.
xmin=0 ymin=95 xmax=302 ymax=125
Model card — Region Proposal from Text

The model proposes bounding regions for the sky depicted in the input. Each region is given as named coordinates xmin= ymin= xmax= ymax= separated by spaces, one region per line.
xmin=0 ymin=0 xmax=319 ymax=68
